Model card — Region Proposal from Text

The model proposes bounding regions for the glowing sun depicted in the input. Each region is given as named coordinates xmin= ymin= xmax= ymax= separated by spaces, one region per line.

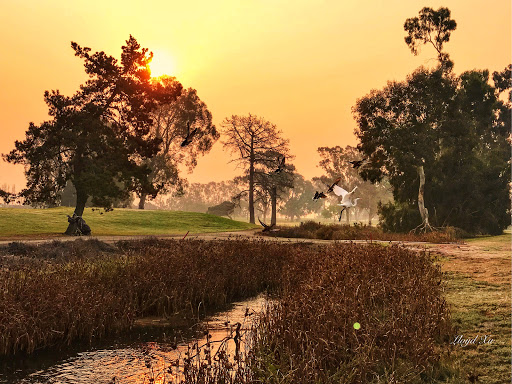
xmin=149 ymin=50 xmax=176 ymax=78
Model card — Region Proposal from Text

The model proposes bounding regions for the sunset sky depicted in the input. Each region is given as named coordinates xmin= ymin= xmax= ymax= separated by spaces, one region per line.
xmin=0 ymin=0 xmax=510 ymax=191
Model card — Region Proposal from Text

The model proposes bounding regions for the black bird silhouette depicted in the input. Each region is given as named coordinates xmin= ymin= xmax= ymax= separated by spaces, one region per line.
xmin=258 ymin=217 xmax=276 ymax=232
xmin=313 ymin=191 xmax=327 ymax=200
xmin=274 ymin=155 xmax=286 ymax=173
xmin=180 ymin=122 xmax=199 ymax=147
xmin=349 ymin=159 xmax=367 ymax=169
xmin=326 ymin=177 xmax=342 ymax=193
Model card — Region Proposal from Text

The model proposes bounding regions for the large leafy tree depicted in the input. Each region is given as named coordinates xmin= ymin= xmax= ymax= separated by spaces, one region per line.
xmin=354 ymin=65 xmax=510 ymax=234
xmin=4 ymin=36 xmax=181 ymax=234
xmin=354 ymin=67 xmax=454 ymax=230
xmin=221 ymin=114 xmax=289 ymax=223
xmin=354 ymin=7 xmax=509 ymax=234
xmin=135 ymin=76 xmax=219 ymax=209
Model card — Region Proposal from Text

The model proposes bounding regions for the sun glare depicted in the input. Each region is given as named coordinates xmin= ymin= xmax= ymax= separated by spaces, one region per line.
xmin=149 ymin=50 xmax=176 ymax=78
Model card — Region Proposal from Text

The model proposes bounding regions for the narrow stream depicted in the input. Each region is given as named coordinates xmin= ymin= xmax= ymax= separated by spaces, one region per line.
xmin=0 ymin=295 xmax=267 ymax=384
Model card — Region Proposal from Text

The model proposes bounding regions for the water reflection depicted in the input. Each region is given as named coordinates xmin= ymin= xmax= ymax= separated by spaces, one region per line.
xmin=1 ymin=295 xmax=266 ymax=384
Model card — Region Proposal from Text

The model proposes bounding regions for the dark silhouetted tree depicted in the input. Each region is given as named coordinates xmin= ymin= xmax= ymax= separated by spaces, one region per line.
xmin=221 ymin=114 xmax=289 ymax=223
xmin=4 ymin=36 xmax=181 ymax=234
xmin=354 ymin=65 xmax=510 ymax=234
xmin=404 ymin=6 xmax=457 ymax=71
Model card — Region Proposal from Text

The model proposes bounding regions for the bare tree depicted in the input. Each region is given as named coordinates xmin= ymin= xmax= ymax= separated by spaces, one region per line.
xmin=221 ymin=114 xmax=289 ymax=223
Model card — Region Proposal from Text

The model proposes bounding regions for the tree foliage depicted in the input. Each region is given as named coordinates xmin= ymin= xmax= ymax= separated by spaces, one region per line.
xmin=135 ymin=76 xmax=219 ymax=208
xmin=280 ymin=174 xmax=320 ymax=221
xmin=4 ymin=36 xmax=180 ymax=230
xmin=404 ymin=7 xmax=457 ymax=70
xmin=353 ymin=65 xmax=510 ymax=234
xmin=317 ymin=145 xmax=392 ymax=224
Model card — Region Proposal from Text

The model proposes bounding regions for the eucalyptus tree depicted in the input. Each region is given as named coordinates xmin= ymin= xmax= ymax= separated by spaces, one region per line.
xmin=404 ymin=6 xmax=457 ymax=71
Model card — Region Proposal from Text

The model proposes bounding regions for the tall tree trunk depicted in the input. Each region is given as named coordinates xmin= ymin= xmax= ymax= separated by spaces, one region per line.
xmin=138 ymin=193 xmax=147 ymax=209
xmin=368 ymin=207 xmax=373 ymax=226
xmin=65 ymin=189 xmax=88 ymax=235
xmin=271 ymin=186 xmax=277 ymax=226
xmin=248 ymin=140 xmax=255 ymax=224
xmin=417 ymin=165 xmax=430 ymax=228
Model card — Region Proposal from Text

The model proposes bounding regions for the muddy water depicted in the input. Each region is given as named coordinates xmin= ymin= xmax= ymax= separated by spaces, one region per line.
xmin=0 ymin=295 xmax=267 ymax=384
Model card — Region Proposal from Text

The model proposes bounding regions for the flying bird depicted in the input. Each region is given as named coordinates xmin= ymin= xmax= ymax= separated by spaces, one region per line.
xmin=274 ymin=155 xmax=286 ymax=173
xmin=332 ymin=185 xmax=360 ymax=222
xmin=258 ymin=217 xmax=277 ymax=232
xmin=349 ymin=159 xmax=367 ymax=169
xmin=180 ymin=122 xmax=199 ymax=147
xmin=313 ymin=191 xmax=327 ymax=200
xmin=326 ymin=177 xmax=342 ymax=193
xmin=332 ymin=185 xmax=358 ymax=200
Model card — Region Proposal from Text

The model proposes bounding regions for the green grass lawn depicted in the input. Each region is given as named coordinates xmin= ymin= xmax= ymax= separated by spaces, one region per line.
xmin=0 ymin=207 xmax=257 ymax=238
xmin=441 ymin=231 xmax=511 ymax=383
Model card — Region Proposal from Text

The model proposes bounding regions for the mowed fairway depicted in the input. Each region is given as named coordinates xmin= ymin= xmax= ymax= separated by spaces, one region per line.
xmin=0 ymin=207 xmax=257 ymax=238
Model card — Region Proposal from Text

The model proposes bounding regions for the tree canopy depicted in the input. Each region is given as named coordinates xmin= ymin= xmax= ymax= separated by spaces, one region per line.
xmin=353 ymin=65 xmax=510 ymax=234
xmin=135 ymin=76 xmax=219 ymax=209
xmin=4 ymin=36 xmax=181 ymax=233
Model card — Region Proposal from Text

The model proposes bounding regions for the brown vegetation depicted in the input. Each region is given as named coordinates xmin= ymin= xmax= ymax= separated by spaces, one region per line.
xmin=267 ymin=221 xmax=463 ymax=243
xmin=249 ymin=243 xmax=452 ymax=383
xmin=0 ymin=238 xmax=296 ymax=355
xmin=0 ymin=238 xmax=453 ymax=383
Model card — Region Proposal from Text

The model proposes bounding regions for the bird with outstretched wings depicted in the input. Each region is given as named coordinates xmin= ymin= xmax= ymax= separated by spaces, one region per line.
xmin=348 ymin=159 xmax=367 ymax=169
xmin=274 ymin=155 xmax=286 ymax=173
xmin=258 ymin=217 xmax=276 ymax=232
xmin=325 ymin=177 xmax=342 ymax=193
xmin=333 ymin=186 xmax=360 ymax=221
xmin=180 ymin=122 xmax=199 ymax=147
xmin=313 ymin=191 xmax=327 ymax=200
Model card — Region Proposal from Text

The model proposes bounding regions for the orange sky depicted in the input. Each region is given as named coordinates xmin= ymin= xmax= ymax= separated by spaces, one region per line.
xmin=0 ymin=0 xmax=510 ymax=191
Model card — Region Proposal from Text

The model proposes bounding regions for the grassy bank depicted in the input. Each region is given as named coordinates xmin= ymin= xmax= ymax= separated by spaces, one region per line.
xmin=0 ymin=207 xmax=256 ymax=238
xmin=440 ymin=233 xmax=511 ymax=383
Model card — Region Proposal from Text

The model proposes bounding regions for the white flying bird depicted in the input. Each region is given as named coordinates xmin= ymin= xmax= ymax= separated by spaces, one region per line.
xmin=333 ymin=186 xmax=360 ymax=221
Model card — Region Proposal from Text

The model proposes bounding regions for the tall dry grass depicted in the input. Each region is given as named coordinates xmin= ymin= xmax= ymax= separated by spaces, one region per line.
xmin=0 ymin=238 xmax=453 ymax=383
xmin=0 ymin=238 xmax=298 ymax=356
xmin=249 ymin=243 xmax=452 ymax=383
